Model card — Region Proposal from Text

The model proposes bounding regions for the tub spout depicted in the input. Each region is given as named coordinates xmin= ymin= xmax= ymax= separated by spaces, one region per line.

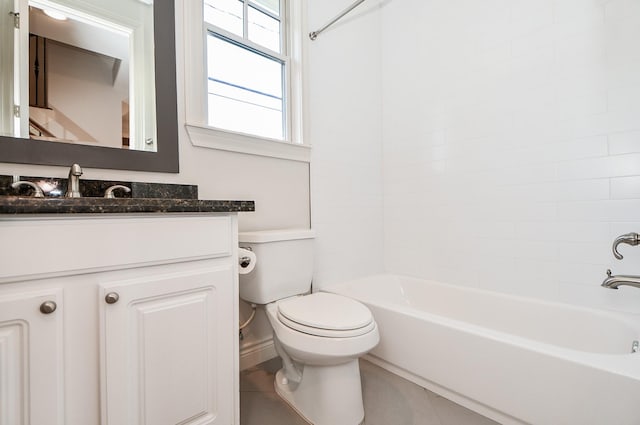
xmin=612 ymin=232 xmax=640 ymax=260
xmin=601 ymin=269 xmax=640 ymax=290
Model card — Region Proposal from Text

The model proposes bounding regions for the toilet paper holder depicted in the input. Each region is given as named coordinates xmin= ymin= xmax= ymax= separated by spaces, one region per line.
xmin=239 ymin=246 xmax=253 ymax=269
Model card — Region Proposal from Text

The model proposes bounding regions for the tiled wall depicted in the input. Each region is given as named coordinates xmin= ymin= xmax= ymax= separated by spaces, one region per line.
xmin=381 ymin=0 xmax=640 ymax=313
xmin=308 ymin=0 xmax=385 ymax=289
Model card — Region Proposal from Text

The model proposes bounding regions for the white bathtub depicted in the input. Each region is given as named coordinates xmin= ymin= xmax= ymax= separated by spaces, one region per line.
xmin=324 ymin=274 xmax=640 ymax=425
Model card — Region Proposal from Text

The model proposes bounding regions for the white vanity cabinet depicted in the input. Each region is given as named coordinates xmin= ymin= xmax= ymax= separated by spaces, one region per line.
xmin=0 ymin=287 xmax=64 ymax=425
xmin=99 ymin=263 xmax=235 ymax=425
xmin=0 ymin=213 xmax=239 ymax=425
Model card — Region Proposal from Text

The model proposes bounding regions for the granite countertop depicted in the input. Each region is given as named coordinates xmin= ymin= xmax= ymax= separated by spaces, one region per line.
xmin=0 ymin=197 xmax=255 ymax=214
xmin=0 ymin=174 xmax=254 ymax=214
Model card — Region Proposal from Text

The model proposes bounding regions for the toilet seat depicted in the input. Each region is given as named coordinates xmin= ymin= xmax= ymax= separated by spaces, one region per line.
xmin=277 ymin=292 xmax=375 ymax=338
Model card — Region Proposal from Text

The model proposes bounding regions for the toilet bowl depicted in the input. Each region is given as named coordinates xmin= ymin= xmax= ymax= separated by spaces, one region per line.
xmin=265 ymin=294 xmax=379 ymax=425
xmin=238 ymin=229 xmax=379 ymax=425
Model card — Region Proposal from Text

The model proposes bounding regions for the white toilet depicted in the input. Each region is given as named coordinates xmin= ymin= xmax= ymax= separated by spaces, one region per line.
xmin=238 ymin=229 xmax=379 ymax=425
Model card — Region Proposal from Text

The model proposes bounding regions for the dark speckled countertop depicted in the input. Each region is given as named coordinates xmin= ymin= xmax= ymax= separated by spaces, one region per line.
xmin=0 ymin=174 xmax=255 ymax=214
xmin=0 ymin=197 xmax=255 ymax=214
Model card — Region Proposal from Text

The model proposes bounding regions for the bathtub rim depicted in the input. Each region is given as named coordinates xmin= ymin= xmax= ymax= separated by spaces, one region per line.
xmin=322 ymin=273 xmax=640 ymax=379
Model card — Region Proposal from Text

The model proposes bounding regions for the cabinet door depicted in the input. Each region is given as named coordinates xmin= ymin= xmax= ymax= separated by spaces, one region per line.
xmin=100 ymin=263 xmax=236 ymax=425
xmin=0 ymin=288 xmax=64 ymax=425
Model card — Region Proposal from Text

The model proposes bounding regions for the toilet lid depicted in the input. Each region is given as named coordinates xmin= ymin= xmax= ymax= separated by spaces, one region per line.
xmin=277 ymin=293 xmax=374 ymax=337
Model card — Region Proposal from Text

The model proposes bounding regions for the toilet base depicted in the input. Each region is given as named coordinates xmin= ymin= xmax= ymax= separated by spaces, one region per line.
xmin=274 ymin=360 xmax=365 ymax=425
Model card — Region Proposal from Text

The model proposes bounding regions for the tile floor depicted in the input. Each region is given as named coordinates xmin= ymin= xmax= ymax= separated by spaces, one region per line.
xmin=240 ymin=358 xmax=499 ymax=425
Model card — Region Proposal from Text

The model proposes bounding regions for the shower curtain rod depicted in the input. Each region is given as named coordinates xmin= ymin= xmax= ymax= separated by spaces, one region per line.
xmin=309 ymin=0 xmax=366 ymax=40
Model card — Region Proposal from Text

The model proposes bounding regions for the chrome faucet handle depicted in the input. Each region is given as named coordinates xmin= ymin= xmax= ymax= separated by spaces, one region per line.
xmin=612 ymin=233 xmax=640 ymax=260
xmin=104 ymin=185 xmax=131 ymax=198
xmin=11 ymin=181 xmax=44 ymax=197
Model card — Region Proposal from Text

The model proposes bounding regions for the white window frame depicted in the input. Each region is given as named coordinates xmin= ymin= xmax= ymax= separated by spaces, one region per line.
xmin=182 ymin=0 xmax=309 ymax=162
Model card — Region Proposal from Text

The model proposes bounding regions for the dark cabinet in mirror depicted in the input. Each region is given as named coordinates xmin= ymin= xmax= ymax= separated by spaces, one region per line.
xmin=0 ymin=0 xmax=178 ymax=173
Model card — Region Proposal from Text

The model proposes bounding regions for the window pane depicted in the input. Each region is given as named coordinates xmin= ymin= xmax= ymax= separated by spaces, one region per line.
xmin=208 ymin=83 xmax=283 ymax=140
xmin=204 ymin=0 xmax=243 ymax=37
xmin=207 ymin=34 xmax=284 ymax=139
xmin=207 ymin=34 xmax=282 ymax=98
xmin=248 ymin=6 xmax=280 ymax=53
xmin=250 ymin=0 xmax=279 ymax=16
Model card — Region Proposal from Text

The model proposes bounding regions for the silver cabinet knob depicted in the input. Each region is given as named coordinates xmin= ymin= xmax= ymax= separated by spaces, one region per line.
xmin=105 ymin=292 xmax=120 ymax=304
xmin=40 ymin=301 xmax=57 ymax=314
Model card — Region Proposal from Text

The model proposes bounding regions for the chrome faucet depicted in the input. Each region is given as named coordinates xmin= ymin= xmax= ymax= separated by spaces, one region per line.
xmin=612 ymin=232 xmax=640 ymax=260
xmin=65 ymin=163 xmax=83 ymax=198
xmin=601 ymin=269 xmax=640 ymax=290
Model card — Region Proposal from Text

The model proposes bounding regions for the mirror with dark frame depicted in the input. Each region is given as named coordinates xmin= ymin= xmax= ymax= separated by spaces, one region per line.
xmin=0 ymin=0 xmax=178 ymax=173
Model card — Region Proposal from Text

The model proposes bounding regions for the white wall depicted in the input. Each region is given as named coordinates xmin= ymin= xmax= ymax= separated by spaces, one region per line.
xmin=47 ymin=41 xmax=124 ymax=147
xmin=382 ymin=0 xmax=640 ymax=313
xmin=308 ymin=0 xmax=385 ymax=290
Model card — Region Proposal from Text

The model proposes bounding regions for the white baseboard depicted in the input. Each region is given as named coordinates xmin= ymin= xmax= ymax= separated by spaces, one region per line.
xmin=240 ymin=338 xmax=277 ymax=371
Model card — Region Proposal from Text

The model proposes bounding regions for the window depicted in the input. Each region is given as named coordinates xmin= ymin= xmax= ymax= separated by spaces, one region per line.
xmin=182 ymin=1 xmax=307 ymax=162
xmin=204 ymin=0 xmax=287 ymax=140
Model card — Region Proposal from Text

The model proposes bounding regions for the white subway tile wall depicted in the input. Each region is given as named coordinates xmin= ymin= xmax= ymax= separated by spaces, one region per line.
xmin=309 ymin=0 xmax=385 ymax=288
xmin=382 ymin=0 xmax=640 ymax=313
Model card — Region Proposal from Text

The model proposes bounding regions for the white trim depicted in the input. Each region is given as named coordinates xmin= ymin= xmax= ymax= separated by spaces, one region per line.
xmin=16 ymin=0 xmax=29 ymax=137
xmin=186 ymin=124 xmax=311 ymax=162
xmin=204 ymin=25 xmax=287 ymax=62
xmin=183 ymin=1 xmax=207 ymax=127
xmin=286 ymin=0 xmax=305 ymax=145
xmin=240 ymin=338 xmax=277 ymax=371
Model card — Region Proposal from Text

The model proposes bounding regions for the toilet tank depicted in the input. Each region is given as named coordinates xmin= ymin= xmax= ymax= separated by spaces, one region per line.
xmin=238 ymin=229 xmax=315 ymax=304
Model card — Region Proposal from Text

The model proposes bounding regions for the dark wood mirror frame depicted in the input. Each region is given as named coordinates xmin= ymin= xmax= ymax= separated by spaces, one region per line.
xmin=0 ymin=0 xmax=179 ymax=173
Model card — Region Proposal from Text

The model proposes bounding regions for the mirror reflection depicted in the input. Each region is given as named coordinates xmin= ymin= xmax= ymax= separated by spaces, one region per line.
xmin=0 ymin=0 xmax=156 ymax=151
